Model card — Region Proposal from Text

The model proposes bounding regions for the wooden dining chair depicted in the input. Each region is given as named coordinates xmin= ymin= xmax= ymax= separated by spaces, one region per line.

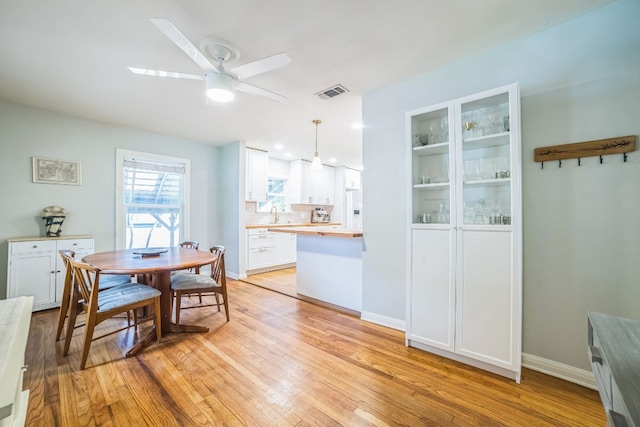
xmin=171 ymin=245 xmax=229 ymax=326
xmin=63 ymin=257 xmax=162 ymax=370
xmin=173 ymin=240 xmax=205 ymax=301
xmin=56 ymin=250 xmax=134 ymax=341
xmin=179 ymin=240 xmax=199 ymax=250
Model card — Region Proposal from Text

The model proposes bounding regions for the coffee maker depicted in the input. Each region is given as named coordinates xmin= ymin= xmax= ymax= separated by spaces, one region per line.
xmin=310 ymin=207 xmax=330 ymax=223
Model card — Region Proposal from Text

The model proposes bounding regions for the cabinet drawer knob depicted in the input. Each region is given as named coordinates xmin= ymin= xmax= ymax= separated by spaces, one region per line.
xmin=73 ymin=243 xmax=78 ymax=246
xmin=32 ymin=245 xmax=38 ymax=248
xmin=51 ymin=270 xmax=56 ymax=274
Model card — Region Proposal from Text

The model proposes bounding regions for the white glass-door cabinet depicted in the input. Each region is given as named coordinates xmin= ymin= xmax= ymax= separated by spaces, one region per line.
xmin=406 ymin=83 xmax=522 ymax=382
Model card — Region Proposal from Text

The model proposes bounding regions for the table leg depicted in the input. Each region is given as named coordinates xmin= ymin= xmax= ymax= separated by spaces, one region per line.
xmin=126 ymin=271 xmax=209 ymax=357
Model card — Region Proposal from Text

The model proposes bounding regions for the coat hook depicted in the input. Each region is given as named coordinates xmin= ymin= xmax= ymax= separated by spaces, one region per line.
xmin=600 ymin=156 xmax=603 ymax=164
xmin=559 ymin=159 xmax=562 ymax=168
xmin=624 ymin=153 xmax=628 ymax=162
xmin=578 ymin=158 xmax=581 ymax=166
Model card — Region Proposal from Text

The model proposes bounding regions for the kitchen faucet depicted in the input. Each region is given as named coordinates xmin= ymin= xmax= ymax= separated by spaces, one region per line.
xmin=270 ymin=205 xmax=279 ymax=223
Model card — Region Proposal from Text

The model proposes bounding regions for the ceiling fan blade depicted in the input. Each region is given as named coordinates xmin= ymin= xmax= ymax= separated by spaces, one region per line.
xmin=150 ymin=18 xmax=220 ymax=72
xmin=128 ymin=67 xmax=204 ymax=81
xmin=228 ymin=52 xmax=291 ymax=80
xmin=235 ymin=81 xmax=287 ymax=103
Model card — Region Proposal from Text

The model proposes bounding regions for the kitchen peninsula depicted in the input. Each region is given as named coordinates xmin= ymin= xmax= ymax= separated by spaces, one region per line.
xmin=269 ymin=226 xmax=364 ymax=313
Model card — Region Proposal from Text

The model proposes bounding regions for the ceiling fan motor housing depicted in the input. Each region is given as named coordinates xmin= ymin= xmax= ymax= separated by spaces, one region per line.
xmin=206 ymin=72 xmax=235 ymax=102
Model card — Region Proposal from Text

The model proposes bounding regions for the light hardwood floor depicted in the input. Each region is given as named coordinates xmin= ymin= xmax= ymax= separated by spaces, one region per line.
xmin=241 ymin=267 xmax=297 ymax=297
xmin=24 ymin=278 xmax=605 ymax=426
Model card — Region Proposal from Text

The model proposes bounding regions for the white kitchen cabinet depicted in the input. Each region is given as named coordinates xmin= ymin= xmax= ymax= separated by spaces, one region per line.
xmin=247 ymin=228 xmax=296 ymax=272
xmin=406 ymin=83 xmax=522 ymax=382
xmin=246 ymin=148 xmax=268 ymax=202
xmin=7 ymin=236 xmax=94 ymax=311
xmin=0 ymin=296 xmax=33 ymax=427
xmin=289 ymin=159 xmax=335 ymax=205
xmin=274 ymin=232 xmax=296 ymax=265
xmin=247 ymin=228 xmax=275 ymax=270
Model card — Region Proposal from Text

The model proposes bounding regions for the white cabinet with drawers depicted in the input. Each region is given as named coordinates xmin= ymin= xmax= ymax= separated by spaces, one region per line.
xmin=247 ymin=228 xmax=296 ymax=272
xmin=0 ymin=296 xmax=33 ymax=427
xmin=247 ymin=229 xmax=276 ymax=270
xmin=7 ymin=235 xmax=94 ymax=311
xmin=588 ymin=312 xmax=640 ymax=427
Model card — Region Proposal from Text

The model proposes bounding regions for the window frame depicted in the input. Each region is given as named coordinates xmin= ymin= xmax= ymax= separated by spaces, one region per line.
xmin=115 ymin=149 xmax=191 ymax=250
xmin=257 ymin=176 xmax=287 ymax=213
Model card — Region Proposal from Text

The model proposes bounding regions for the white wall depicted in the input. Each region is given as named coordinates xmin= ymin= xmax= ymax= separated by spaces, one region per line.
xmin=362 ymin=0 xmax=640 ymax=371
xmin=220 ymin=142 xmax=244 ymax=278
xmin=0 ymin=101 xmax=224 ymax=298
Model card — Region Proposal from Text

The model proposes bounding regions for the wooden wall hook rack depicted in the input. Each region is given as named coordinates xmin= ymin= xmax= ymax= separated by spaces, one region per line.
xmin=534 ymin=135 xmax=635 ymax=169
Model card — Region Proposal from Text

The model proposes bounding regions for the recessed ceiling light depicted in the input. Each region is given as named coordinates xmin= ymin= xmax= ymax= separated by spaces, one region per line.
xmin=329 ymin=158 xmax=337 ymax=163
xmin=351 ymin=122 xmax=364 ymax=130
xmin=274 ymin=143 xmax=284 ymax=150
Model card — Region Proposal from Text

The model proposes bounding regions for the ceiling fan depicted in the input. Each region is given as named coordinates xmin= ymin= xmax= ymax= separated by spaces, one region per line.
xmin=128 ymin=18 xmax=292 ymax=103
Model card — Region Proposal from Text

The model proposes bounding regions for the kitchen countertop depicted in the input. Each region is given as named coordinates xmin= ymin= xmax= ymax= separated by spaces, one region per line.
xmin=246 ymin=222 xmax=341 ymax=229
xmin=268 ymin=226 xmax=363 ymax=238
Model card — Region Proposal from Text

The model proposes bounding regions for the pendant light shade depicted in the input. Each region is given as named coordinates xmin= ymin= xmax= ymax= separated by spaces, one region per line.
xmin=206 ymin=72 xmax=235 ymax=103
xmin=311 ymin=119 xmax=323 ymax=170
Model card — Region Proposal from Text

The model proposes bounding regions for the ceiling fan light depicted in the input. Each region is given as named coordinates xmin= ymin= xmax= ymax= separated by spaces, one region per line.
xmin=311 ymin=153 xmax=323 ymax=170
xmin=206 ymin=72 xmax=235 ymax=102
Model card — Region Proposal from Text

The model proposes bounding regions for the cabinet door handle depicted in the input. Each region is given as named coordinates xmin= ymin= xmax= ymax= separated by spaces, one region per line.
xmin=32 ymin=245 xmax=38 ymax=248
xmin=589 ymin=345 xmax=602 ymax=364
xmin=258 ymin=235 xmax=267 ymax=238
xmin=249 ymin=191 xmax=252 ymax=199
xmin=51 ymin=270 xmax=56 ymax=274
xmin=73 ymin=243 xmax=78 ymax=246
xmin=259 ymin=248 xmax=267 ymax=252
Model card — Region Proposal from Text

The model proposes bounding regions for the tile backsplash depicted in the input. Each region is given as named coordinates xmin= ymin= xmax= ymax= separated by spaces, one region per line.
xmin=245 ymin=202 xmax=334 ymax=225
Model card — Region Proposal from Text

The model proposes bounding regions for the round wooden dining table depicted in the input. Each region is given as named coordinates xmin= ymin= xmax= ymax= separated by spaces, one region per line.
xmin=83 ymin=247 xmax=217 ymax=356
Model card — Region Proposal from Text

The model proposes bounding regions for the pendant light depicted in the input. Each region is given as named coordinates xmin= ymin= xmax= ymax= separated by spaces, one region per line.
xmin=311 ymin=119 xmax=323 ymax=170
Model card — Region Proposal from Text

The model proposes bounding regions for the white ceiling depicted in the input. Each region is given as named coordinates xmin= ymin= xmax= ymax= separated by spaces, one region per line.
xmin=0 ymin=0 xmax=614 ymax=170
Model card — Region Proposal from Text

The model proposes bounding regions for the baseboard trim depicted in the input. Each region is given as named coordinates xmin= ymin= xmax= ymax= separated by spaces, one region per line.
xmin=522 ymin=353 xmax=596 ymax=390
xmin=360 ymin=311 xmax=405 ymax=331
xmin=227 ymin=272 xmax=245 ymax=280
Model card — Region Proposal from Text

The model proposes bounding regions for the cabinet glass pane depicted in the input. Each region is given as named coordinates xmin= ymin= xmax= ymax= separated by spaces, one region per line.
xmin=411 ymin=106 xmax=452 ymax=225
xmin=460 ymin=93 xmax=512 ymax=226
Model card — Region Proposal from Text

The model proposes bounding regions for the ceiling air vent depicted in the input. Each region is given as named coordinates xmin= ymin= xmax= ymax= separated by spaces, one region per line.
xmin=315 ymin=84 xmax=349 ymax=100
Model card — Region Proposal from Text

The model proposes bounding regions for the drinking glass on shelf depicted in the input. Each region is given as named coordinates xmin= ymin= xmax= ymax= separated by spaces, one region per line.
xmin=428 ymin=124 xmax=437 ymax=145
xmin=440 ymin=117 xmax=449 ymax=143
xmin=463 ymin=159 xmax=474 ymax=181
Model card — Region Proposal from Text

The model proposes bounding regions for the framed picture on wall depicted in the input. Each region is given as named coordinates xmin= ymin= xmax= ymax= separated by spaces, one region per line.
xmin=32 ymin=157 xmax=82 ymax=185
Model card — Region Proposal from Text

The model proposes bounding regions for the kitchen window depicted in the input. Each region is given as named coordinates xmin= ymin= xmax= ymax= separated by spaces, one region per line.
xmin=115 ymin=149 xmax=190 ymax=249
xmin=258 ymin=177 xmax=287 ymax=213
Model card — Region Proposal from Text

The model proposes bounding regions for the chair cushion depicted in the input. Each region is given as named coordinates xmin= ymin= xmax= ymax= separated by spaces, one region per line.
xmin=97 ymin=283 xmax=160 ymax=312
xmin=170 ymin=273 xmax=218 ymax=291
xmin=99 ymin=274 xmax=132 ymax=290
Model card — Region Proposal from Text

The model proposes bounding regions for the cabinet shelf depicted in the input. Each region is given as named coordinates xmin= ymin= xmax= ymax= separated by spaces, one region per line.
xmin=463 ymin=178 xmax=510 ymax=187
xmin=413 ymin=142 xmax=450 ymax=156
xmin=413 ymin=182 xmax=450 ymax=190
xmin=463 ymin=132 xmax=509 ymax=150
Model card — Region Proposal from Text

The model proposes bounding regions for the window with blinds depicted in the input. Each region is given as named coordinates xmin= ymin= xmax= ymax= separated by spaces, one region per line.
xmin=116 ymin=150 xmax=190 ymax=249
